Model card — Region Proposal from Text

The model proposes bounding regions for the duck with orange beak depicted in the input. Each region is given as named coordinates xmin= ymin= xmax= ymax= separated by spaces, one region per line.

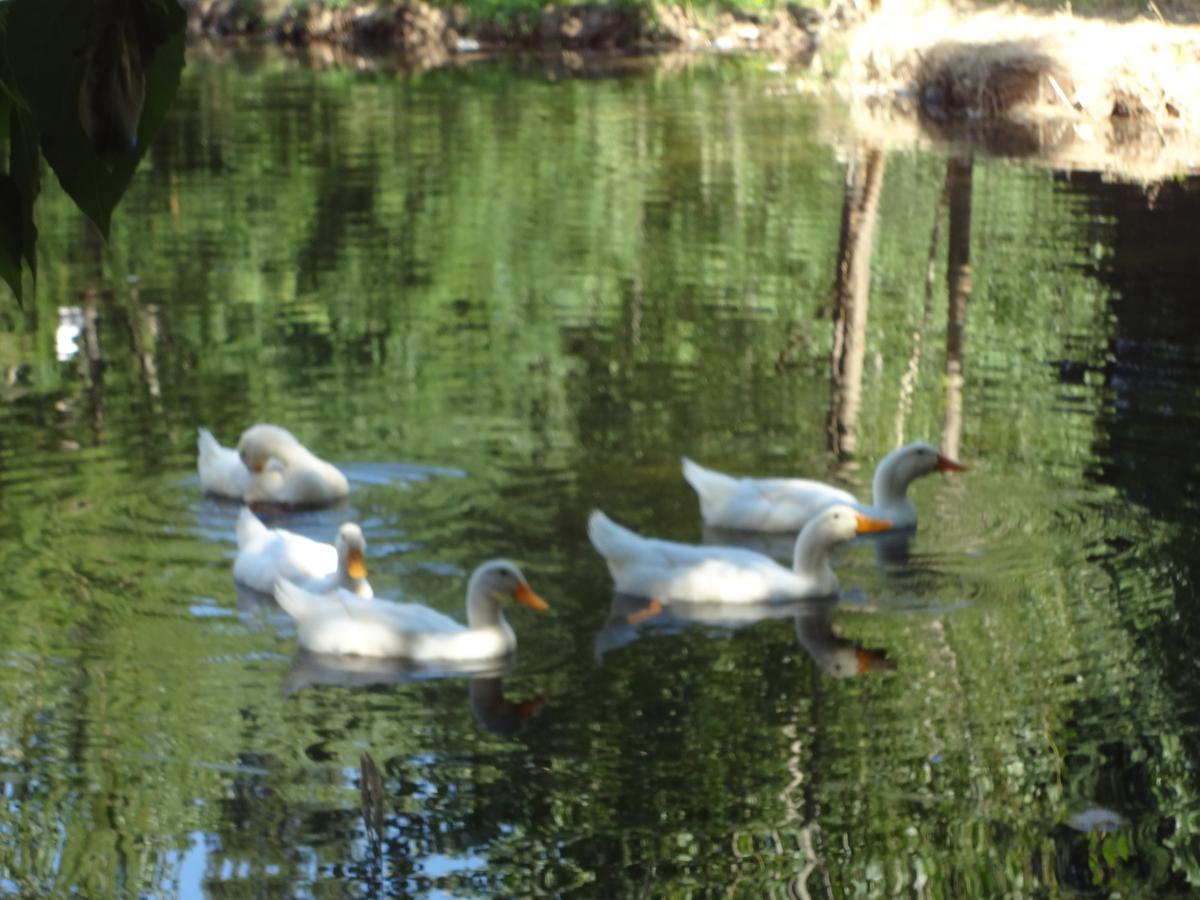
xmin=589 ymin=504 xmax=892 ymax=605
xmin=683 ymin=441 xmax=967 ymax=532
xmin=233 ymin=507 xmax=373 ymax=598
xmin=275 ymin=560 xmax=550 ymax=662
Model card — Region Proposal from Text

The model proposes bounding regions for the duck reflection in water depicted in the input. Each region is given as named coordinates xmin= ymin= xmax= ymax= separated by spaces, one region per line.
xmin=594 ymin=593 xmax=894 ymax=677
xmin=794 ymin=595 xmax=895 ymax=677
xmin=281 ymin=652 xmax=546 ymax=735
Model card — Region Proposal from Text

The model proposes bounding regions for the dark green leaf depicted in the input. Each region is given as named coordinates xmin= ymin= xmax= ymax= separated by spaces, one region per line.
xmin=7 ymin=0 xmax=185 ymax=237
xmin=0 ymin=174 xmax=25 ymax=303
xmin=0 ymin=89 xmax=9 ymax=160
xmin=10 ymin=105 xmax=39 ymax=289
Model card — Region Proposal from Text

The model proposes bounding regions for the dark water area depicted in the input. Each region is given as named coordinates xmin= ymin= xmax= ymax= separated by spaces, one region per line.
xmin=3 ymin=50 xmax=1200 ymax=896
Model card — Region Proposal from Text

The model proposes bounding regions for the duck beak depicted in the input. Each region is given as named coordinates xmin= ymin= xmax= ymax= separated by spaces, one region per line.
xmin=936 ymin=454 xmax=967 ymax=473
xmin=626 ymin=598 xmax=664 ymax=626
xmin=514 ymin=582 xmax=550 ymax=612
xmin=515 ymin=697 xmax=547 ymax=718
xmin=347 ymin=548 xmax=367 ymax=580
xmin=855 ymin=648 xmax=897 ymax=674
xmin=854 ymin=513 xmax=892 ymax=534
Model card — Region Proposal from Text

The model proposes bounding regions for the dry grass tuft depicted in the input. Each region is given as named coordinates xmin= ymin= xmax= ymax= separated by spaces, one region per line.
xmin=837 ymin=0 xmax=1200 ymax=177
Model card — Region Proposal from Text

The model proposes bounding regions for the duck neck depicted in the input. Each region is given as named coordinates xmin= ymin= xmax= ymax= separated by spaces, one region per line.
xmin=467 ymin=591 xmax=511 ymax=633
xmin=872 ymin=455 xmax=916 ymax=518
xmin=792 ymin=527 xmax=838 ymax=596
xmin=338 ymin=572 xmax=370 ymax=597
xmin=264 ymin=439 xmax=307 ymax=465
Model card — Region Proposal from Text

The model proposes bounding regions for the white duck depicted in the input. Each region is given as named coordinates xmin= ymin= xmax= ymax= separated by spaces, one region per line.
xmin=588 ymin=504 xmax=891 ymax=605
xmin=197 ymin=424 xmax=349 ymax=506
xmin=682 ymin=441 xmax=966 ymax=532
xmin=233 ymin=507 xmax=373 ymax=598
xmin=273 ymin=560 xmax=550 ymax=661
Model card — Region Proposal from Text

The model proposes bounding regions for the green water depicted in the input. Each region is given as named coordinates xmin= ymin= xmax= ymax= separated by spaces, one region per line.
xmin=3 ymin=50 xmax=1200 ymax=896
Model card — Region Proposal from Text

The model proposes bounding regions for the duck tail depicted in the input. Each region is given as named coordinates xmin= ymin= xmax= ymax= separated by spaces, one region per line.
xmin=197 ymin=427 xmax=222 ymax=462
xmin=236 ymin=505 xmax=269 ymax=548
xmin=681 ymin=456 xmax=736 ymax=519
xmin=587 ymin=510 xmax=644 ymax=563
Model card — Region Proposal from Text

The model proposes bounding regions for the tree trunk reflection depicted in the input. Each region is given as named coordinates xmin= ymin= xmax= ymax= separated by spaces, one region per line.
xmin=943 ymin=156 xmax=973 ymax=460
xmin=828 ymin=148 xmax=887 ymax=461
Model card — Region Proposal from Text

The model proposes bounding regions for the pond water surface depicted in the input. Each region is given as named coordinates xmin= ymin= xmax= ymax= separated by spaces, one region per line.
xmin=3 ymin=50 xmax=1200 ymax=897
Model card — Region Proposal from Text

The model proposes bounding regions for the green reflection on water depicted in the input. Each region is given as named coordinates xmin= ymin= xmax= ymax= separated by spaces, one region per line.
xmin=2 ymin=51 xmax=1199 ymax=896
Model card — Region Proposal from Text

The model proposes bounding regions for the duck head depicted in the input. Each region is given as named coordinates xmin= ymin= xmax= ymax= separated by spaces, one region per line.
xmin=809 ymin=504 xmax=892 ymax=543
xmin=793 ymin=505 xmax=892 ymax=595
xmin=237 ymin=423 xmax=301 ymax=473
xmin=466 ymin=560 xmax=550 ymax=628
xmin=872 ymin=442 xmax=967 ymax=515
xmin=335 ymin=523 xmax=371 ymax=596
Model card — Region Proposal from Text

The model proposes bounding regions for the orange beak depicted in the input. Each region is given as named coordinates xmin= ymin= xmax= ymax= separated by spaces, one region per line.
xmin=513 ymin=582 xmax=550 ymax=612
xmin=855 ymin=647 xmax=897 ymax=674
xmin=347 ymin=548 xmax=367 ymax=580
xmin=626 ymin=598 xmax=665 ymax=626
xmin=854 ymin=512 xmax=892 ymax=534
xmin=936 ymin=454 xmax=967 ymax=473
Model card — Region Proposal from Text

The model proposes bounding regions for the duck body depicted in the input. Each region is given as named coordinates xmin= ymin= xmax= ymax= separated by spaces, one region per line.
xmin=682 ymin=442 xmax=965 ymax=532
xmin=275 ymin=588 xmax=509 ymax=661
xmin=274 ymin=560 xmax=549 ymax=662
xmin=196 ymin=424 xmax=349 ymax=507
xmin=682 ymin=458 xmax=857 ymax=532
xmin=233 ymin=507 xmax=372 ymax=597
xmin=588 ymin=505 xmax=890 ymax=605
xmin=242 ymin=444 xmax=350 ymax=507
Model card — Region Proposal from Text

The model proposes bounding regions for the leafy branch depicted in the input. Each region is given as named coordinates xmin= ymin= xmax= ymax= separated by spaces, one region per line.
xmin=0 ymin=0 xmax=186 ymax=303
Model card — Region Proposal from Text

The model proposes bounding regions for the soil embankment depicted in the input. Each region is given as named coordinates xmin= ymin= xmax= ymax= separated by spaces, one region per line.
xmin=183 ymin=0 xmax=1200 ymax=178
xmin=183 ymin=0 xmax=822 ymax=68
xmin=838 ymin=2 xmax=1200 ymax=179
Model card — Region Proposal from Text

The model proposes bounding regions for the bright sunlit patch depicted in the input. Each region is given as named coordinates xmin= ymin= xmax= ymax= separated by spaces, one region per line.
xmin=55 ymin=307 xmax=85 ymax=361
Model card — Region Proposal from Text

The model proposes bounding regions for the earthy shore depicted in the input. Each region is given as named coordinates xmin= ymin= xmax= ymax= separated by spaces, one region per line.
xmin=183 ymin=0 xmax=1200 ymax=179
xmin=834 ymin=2 xmax=1200 ymax=179
xmin=182 ymin=0 xmax=824 ymax=67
